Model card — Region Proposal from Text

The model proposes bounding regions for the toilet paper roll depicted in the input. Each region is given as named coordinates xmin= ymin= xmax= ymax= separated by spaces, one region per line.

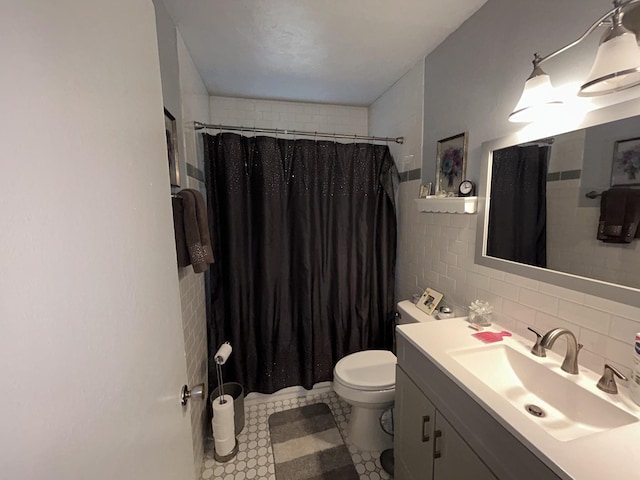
xmin=214 ymin=342 xmax=232 ymax=365
xmin=212 ymin=394 xmax=235 ymax=456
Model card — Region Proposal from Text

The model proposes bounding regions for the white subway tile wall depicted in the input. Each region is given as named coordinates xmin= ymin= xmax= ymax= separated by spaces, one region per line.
xmin=396 ymin=178 xmax=640 ymax=378
xmin=209 ymin=96 xmax=368 ymax=138
xmin=178 ymin=264 xmax=207 ymax=468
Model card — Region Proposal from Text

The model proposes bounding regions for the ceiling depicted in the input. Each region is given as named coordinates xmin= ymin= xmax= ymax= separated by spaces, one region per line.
xmin=160 ymin=0 xmax=487 ymax=106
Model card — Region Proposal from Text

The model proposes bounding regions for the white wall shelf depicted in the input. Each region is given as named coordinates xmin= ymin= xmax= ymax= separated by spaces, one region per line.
xmin=415 ymin=196 xmax=478 ymax=214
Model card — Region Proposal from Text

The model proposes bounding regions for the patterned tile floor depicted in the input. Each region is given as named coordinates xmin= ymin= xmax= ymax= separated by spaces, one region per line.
xmin=200 ymin=388 xmax=393 ymax=480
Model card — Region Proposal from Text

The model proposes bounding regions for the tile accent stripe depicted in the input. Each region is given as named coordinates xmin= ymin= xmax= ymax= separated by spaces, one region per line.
xmin=547 ymin=169 xmax=581 ymax=182
xmin=560 ymin=169 xmax=581 ymax=180
xmin=399 ymin=168 xmax=421 ymax=183
xmin=187 ymin=162 xmax=205 ymax=183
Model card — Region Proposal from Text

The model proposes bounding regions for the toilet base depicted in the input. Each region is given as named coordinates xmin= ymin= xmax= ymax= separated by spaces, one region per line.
xmin=347 ymin=405 xmax=393 ymax=452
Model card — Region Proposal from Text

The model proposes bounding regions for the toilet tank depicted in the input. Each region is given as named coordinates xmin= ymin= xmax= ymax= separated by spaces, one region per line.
xmin=396 ymin=300 xmax=438 ymax=325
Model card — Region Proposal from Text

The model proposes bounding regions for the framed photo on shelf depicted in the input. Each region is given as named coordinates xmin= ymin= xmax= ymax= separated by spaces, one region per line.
xmin=418 ymin=183 xmax=432 ymax=198
xmin=611 ymin=136 xmax=640 ymax=186
xmin=436 ymin=132 xmax=468 ymax=195
xmin=164 ymin=108 xmax=180 ymax=188
xmin=415 ymin=288 xmax=444 ymax=316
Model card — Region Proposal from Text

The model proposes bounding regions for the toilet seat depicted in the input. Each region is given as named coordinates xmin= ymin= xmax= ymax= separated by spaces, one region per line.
xmin=334 ymin=350 xmax=396 ymax=391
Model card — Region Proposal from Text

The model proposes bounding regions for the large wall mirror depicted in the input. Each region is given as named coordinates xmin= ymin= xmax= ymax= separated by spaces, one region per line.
xmin=476 ymin=98 xmax=640 ymax=308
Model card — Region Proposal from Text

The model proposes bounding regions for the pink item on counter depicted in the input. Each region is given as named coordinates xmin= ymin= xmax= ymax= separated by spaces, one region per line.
xmin=472 ymin=330 xmax=512 ymax=343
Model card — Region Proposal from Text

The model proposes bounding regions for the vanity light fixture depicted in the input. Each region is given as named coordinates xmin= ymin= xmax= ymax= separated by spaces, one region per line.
xmin=508 ymin=54 xmax=564 ymax=123
xmin=509 ymin=0 xmax=640 ymax=123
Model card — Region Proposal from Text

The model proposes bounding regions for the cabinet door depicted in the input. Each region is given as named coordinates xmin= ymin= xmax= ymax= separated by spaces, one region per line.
xmin=395 ymin=367 xmax=436 ymax=480
xmin=433 ymin=414 xmax=497 ymax=480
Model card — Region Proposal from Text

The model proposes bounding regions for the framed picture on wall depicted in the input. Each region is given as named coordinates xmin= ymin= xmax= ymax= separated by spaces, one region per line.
xmin=436 ymin=132 xmax=468 ymax=195
xmin=164 ymin=108 xmax=180 ymax=188
xmin=611 ymin=136 xmax=640 ymax=186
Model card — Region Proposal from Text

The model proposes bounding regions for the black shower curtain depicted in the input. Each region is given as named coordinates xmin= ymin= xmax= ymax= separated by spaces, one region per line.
xmin=204 ymin=133 xmax=398 ymax=394
xmin=487 ymin=145 xmax=548 ymax=268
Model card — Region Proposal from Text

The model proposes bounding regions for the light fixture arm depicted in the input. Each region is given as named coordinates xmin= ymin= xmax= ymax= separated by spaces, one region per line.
xmin=534 ymin=0 xmax=640 ymax=68
xmin=510 ymin=0 xmax=640 ymax=122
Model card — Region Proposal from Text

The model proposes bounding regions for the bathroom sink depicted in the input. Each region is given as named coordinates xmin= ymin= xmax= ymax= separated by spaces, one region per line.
xmin=450 ymin=343 xmax=638 ymax=441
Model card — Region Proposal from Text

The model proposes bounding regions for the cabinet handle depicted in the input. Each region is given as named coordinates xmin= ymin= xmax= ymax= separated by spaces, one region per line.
xmin=421 ymin=415 xmax=430 ymax=442
xmin=433 ymin=429 xmax=442 ymax=459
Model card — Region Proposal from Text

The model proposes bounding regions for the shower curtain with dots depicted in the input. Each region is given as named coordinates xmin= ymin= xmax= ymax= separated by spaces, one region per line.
xmin=204 ymin=132 xmax=398 ymax=394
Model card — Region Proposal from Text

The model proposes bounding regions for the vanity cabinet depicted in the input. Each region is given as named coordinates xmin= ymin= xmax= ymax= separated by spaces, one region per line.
xmin=396 ymin=330 xmax=562 ymax=480
xmin=395 ymin=366 xmax=496 ymax=480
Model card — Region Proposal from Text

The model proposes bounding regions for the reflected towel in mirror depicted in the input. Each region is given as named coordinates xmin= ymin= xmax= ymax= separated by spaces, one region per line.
xmin=597 ymin=188 xmax=640 ymax=243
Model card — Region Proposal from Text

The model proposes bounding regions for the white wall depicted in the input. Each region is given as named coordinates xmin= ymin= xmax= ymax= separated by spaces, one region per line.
xmin=389 ymin=0 xmax=640 ymax=376
xmin=210 ymin=96 xmax=368 ymax=136
xmin=0 ymin=1 xmax=194 ymax=478
xmin=153 ymin=1 xmax=211 ymax=474
xmin=420 ymin=0 xmax=630 ymax=185
xmin=369 ymin=60 xmax=425 ymax=173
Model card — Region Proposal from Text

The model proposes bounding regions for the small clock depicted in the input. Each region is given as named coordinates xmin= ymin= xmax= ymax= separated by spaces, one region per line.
xmin=458 ymin=180 xmax=475 ymax=197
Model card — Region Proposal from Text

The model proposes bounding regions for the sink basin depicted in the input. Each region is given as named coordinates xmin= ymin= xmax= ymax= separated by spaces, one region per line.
xmin=450 ymin=343 xmax=638 ymax=441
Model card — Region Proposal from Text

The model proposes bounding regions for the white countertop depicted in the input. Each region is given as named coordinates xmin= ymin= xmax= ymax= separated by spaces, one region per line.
xmin=397 ymin=319 xmax=640 ymax=480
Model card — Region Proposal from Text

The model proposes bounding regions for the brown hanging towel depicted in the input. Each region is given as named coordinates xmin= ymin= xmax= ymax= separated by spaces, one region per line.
xmin=172 ymin=196 xmax=190 ymax=267
xmin=175 ymin=189 xmax=214 ymax=272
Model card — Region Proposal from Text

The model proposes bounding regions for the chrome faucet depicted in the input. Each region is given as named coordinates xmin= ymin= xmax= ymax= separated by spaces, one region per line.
xmin=527 ymin=327 xmax=546 ymax=357
xmin=597 ymin=364 xmax=628 ymax=394
xmin=539 ymin=328 xmax=583 ymax=374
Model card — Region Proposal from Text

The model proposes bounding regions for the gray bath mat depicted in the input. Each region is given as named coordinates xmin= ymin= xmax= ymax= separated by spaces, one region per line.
xmin=268 ymin=403 xmax=359 ymax=480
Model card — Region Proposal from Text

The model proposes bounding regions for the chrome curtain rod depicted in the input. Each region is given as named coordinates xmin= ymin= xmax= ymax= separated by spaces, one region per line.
xmin=194 ymin=121 xmax=404 ymax=144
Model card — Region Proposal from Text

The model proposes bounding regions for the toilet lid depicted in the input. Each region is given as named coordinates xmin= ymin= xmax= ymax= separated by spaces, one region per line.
xmin=334 ymin=350 xmax=396 ymax=391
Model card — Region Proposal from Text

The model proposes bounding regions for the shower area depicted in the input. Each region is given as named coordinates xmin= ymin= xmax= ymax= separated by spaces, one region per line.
xmin=181 ymin=99 xmax=401 ymax=479
xmin=202 ymin=118 xmax=399 ymax=396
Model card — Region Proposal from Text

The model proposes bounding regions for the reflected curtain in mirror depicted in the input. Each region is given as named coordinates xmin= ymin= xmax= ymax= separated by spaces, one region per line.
xmin=204 ymin=133 xmax=398 ymax=394
xmin=487 ymin=145 xmax=549 ymax=268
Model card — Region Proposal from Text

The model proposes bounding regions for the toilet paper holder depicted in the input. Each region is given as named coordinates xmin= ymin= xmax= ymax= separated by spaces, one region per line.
xmin=181 ymin=383 xmax=205 ymax=406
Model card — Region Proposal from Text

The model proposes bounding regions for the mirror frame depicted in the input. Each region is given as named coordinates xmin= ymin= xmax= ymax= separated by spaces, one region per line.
xmin=475 ymin=97 xmax=640 ymax=308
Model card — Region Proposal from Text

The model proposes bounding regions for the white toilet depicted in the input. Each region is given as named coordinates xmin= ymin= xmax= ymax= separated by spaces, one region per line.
xmin=332 ymin=300 xmax=437 ymax=451
xmin=333 ymin=349 xmax=396 ymax=451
